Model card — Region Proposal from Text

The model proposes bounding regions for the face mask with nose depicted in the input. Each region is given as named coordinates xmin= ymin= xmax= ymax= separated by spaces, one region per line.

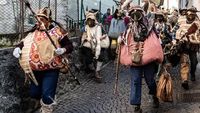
xmin=130 ymin=10 xmax=143 ymax=22
xmin=86 ymin=18 xmax=96 ymax=27
xmin=186 ymin=13 xmax=196 ymax=22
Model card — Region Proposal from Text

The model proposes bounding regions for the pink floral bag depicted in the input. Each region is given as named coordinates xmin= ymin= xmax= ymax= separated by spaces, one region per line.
xmin=120 ymin=30 xmax=164 ymax=66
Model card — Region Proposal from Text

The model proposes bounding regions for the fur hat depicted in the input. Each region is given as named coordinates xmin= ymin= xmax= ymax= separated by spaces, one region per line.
xmin=36 ymin=7 xmax=52 ymax=20
xmin=85 ymin=11 xmax=98 ymax=22
xmin=187 ymin=7 xmax=199 ymax=15
xmin=155 ymin=10 xmax=167 ymax=22
xmin=187 ymin=7 xmax=198 ymax=12
xmin=128 ymin=4 xmax=144 ymax=13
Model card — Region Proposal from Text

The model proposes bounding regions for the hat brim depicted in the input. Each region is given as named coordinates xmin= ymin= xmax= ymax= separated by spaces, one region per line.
xmin=129 ymin=8 xmax=144 ymax=13
xmin=36 ymin=14 xmax=49 ymax=20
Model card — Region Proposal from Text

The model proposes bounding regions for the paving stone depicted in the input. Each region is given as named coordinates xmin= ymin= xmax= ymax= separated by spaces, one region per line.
xmin=53 ymin=62 xmax=200 ymax=113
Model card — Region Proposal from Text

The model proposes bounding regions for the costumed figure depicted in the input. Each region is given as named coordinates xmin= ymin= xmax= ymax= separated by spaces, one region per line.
xmin=171 ymin=8 xmax=187 ymax=40
xmin=80 ymin=11 xmax=104 ymax=83
xmin=13 ymin=7 xmax=73 ymax=113
xmin=174 ymin=7 xmax=200 ymax=90
xmin=154 ymin=11 xmax=173 ymax=76
xmin=118 ymin=5 xmax=163 ymax=113
xmin=154 ymin=11 xmax=172 ymax=47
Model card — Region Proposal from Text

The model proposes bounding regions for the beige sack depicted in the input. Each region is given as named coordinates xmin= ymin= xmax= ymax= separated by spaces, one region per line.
xmin=157 ymin=67 xmax=173 ymax=102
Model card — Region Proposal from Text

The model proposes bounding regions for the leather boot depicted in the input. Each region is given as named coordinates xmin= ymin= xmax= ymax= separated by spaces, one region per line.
xmin=152 ymin=96 xmax=159 ymax=108
xmin=94 ymin=71 xmax=102 ymax=83
xmin=180 ymin=54 xmax=189 ymax=87
xmin=191 ymin=74 xmax=196 ymax=81
xmin=134 ymin=105 xmax=142 ymax=113
xmin=25 ymin=98 xmax=41 ymax=113
xmin=181 ymin=80 xmax=189 ymax=90
xmin=40 ymin=99 xmax=56 ymax=113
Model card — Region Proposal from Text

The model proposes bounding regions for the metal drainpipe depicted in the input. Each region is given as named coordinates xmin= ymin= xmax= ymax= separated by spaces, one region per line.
xmin=80 ymin=0 xmax=83 ymax=28
xmin=39 ymin=0 xmax=41 ymax=9
xmin=77 ymin=0 xmax=79 ymax=29
xmin=20 ymin=0 xmax=24 ymax=40
xmin=48 ymin=0 xmax=51 ymax=8
xmin=55 ymin=0 xmax=57 ymax=21
xmin=99 ymin=0 xmax=101 ymax=23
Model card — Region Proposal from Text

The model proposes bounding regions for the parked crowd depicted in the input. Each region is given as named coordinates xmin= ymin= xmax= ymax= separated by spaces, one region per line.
xmin=12 ymin=0 xmax=200 ymax=113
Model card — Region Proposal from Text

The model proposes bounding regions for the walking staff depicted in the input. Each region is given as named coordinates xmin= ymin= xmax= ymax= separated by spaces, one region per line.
xmin=24 ymin=0 xmax=80 ymax=85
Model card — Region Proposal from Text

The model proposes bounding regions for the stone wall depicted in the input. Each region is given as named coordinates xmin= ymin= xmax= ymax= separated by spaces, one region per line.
xmin=0 ymin=38 xmax=81 ymax=113
xmin=0 ymin=48 xmax=27 ymax=113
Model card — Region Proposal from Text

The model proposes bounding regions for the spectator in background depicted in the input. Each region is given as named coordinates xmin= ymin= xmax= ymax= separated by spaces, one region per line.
xmin=108 ymin=9 xmax=126 ymax=60
xmin=123 ymin=10 xmax=130 ymax=27
xmin=102 ymin=8 xmax=111 ymax=32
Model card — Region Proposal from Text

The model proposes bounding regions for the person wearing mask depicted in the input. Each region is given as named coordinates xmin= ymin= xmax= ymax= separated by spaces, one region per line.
xmin=174 ymin=7 xmax=200 ymax=90
xmin=118 ymin=5 xmax=163 ymax=113
xmin=80 ymin=11 xmax=104 ymax=83
xmin=13 ymin=7 xmax=73 ymax=113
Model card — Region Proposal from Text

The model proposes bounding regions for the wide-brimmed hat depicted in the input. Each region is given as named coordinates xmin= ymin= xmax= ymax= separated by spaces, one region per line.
xmin=155 ymin=10 xmax=167 ymax=22
xmin=155 ymin=10 xmax=165 ymax=16
xmin=187 ymin=7 xmax=198 ymax=12
xmin=187 ymin=7 xmax=199 ymax=15
xmin=36 ymin=7 xmax=52 ymax=20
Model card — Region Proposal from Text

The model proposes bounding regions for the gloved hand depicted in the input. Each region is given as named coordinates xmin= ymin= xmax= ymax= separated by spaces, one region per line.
xmin=55 ymin=48 xmax=66 ymax=55
xmin=117 ymin=36 xmax=122 ymax=44
xmin=13 ymin=47 xmax=22 ymax=58
xmin=94 ymin=55 xmax=99 ymax=60
xmin=172 ymin=40 xmax=177 ymax=45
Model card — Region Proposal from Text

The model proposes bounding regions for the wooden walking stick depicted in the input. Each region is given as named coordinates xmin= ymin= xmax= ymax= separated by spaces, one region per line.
xmin=114 ymin=43 xmax=121 ymax=94
xmin=24 ymin=0 xmax=80 ymax=85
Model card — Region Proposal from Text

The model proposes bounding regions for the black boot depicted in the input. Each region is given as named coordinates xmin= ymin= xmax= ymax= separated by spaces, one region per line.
xmin=134 ymin=105 xmax=142 ymax=113
xmin=152 ymin=96 xmax=159 ymax=108
xmin=191 ymin=74 xmax=196 ymax=81
xmin=181 ymin=81 xmax=189 ymax=90
xmin=94 ymin=71 xmax=102 ymax=83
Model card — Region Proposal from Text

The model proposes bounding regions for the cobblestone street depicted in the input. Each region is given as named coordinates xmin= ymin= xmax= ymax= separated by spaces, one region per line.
xmin=53 ymin=61 xmax=200 ymax=113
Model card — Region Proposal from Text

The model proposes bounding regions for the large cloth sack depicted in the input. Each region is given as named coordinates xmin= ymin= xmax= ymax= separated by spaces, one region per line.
xmin=157 ymin=67 xmax=173 ymax=102
xmin=108 ymin=18 xmax=126 ymax=38
xmin=20 ymin=26 xmax=66 ymax=71
xmin=120 ymin=30 xmax=164 ymax=66
xmin=100 ymin=34 xmax=110 ymax=48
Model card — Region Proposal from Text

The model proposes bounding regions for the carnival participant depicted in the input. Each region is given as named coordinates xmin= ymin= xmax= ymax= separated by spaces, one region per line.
xmin=174 ymin=7 xmax=200 ymax=90
xmin=13 ymin=7 xmax=73 ymax=113
xmin=171 ymin=8 xmax=187 ymax=40
xmin=118 ymin=5 xmax=163 ymax=113
xmin=80 ymin=11 xmax=104 ymax=83
xmin=153 ymin=11 xmax=172 ymax=77
xmin=168 ymin=9 xmax=179 ymax=28
xmin=154 ymin=11 xmax=172 ymax=46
